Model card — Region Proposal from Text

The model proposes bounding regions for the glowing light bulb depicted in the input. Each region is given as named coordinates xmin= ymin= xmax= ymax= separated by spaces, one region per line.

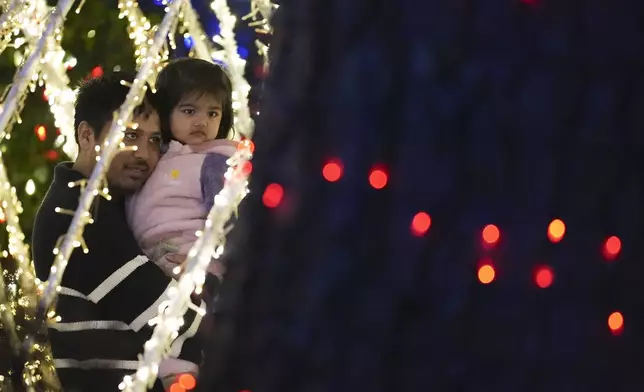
xmin=25 ymin=179 xmax=35 ymax=196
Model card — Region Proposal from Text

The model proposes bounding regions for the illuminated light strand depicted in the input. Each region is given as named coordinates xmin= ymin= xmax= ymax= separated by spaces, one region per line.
xmin=0 ymin=261 xmax=20 ymax=355
xmin=0 ymin=0 xmax=77 ymax=388
xmin=121 ymin=142 xmax=253 ymax=392
xmin=0 ymin=0 xmax=26 ymax=56
xmin=0 ymin=0 xmax=73 ymax=390
xmin=118 ymin=0 xmax=169 ymax=86
xmin=210 ymin=0 xmax=254 ymax=138
xmin=242 ymin=0 xmax=278 ymax=35
xmin=179 ymin=2 xmax=214 ymax=61
xmin=38 ymin=0 xmax=185 ymax=326
xmin=21 ymin=0 xmax=78 ymax=158
xmin=242 ymin=0 xmax=277 ymax=67
xmin=0 ymin=1 xmax=68 ymax=389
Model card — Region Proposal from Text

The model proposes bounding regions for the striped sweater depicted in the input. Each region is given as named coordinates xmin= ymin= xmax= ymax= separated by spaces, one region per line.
xmin=32 ymin=163 xmax=205 ymax=392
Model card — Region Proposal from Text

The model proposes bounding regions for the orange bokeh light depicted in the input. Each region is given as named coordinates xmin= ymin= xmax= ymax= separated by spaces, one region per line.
xmin=478 ymin=263 xmax=495 ymax=284
xmin=547 ymin=219 xmax=566 ymax=243
xmin=535 ymin=265 xmax=554 ymax=288
xmin=170 ymin=383 xmax=186 ymax=392
xmin=411 ymin=212 xmax=431 ymax=236
xmin=608 ymin=311 xmax=624 ymax=335
xmin=178 ymin=374 xmax=196 ymax=390
xmin=35 ymin=125 xmax=47 ymax=141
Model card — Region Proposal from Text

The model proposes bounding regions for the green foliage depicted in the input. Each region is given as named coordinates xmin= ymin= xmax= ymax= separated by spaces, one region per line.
xmin=0 ymin=3 xmax=163 ymax=245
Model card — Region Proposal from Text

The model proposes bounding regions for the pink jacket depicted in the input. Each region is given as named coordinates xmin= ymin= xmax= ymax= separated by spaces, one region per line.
xmin=126 ymin=139 xmax=238 ymax=276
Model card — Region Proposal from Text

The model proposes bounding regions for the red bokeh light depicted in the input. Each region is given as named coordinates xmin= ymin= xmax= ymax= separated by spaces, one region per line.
xmin=369 ymin=168 xmax=388 ymax=189
xmin=482 ymin=224 xmax=500 ymax=247
xmin=90 ymin=66 xmax=104 ymax=78
xmin=262 ymin=183 xmax=283 ymax=208
xmin=322 ymin=159 xmax=343 ymax=182
xmin=534 ymin=265 xmax=554 ymax=288
xmin=608 ymin=311 xmax=624 ymax=336
xmin=603 ymin=236 xmax=622 ymax=261
xmin=44 ymin=150 xmax=59 ymax=161
xmin=241 ymin=161 xmax=253 ymax=176
xmin=411 ymin=212 xmax=431 ymax=236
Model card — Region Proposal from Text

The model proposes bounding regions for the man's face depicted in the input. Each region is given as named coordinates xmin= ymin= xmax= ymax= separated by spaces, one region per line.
xmin=98 ymin=109 xmax=162 ymax=194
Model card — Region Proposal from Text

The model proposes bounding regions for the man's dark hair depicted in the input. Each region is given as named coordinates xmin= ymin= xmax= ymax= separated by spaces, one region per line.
xmin=73 ymin=71 xmax=155 ymax=144
xmin=154 ymin=58 xmax=234 ymax=143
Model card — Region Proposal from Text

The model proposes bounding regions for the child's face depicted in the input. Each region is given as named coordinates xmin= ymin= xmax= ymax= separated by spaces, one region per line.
xmin=170 ymin=92 xmax=223 ymax=145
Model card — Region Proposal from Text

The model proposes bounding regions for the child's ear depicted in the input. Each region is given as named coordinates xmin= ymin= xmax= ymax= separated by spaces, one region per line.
xmin=76 ymin=121 xmax=97 ymax=151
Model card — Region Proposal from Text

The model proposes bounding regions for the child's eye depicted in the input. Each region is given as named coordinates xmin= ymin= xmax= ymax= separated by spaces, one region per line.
xmin=182 ymin=108 xmax=195 ymax=115
xmin=150 ymin=136 xmax=162 ymax=145
xmin=208 ymin=111 xmax=219 ymax=118
xmin=123 ymin=131 xmax=137 ymax=140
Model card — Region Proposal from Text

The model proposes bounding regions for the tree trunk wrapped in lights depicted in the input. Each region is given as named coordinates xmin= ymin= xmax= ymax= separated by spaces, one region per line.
xmin=199 ymin=1 xmax=644 ymax=391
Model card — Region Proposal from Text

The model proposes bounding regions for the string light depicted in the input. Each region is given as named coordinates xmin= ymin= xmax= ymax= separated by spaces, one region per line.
xmin=322 ymin=159 xmax=343 ymax=182
xmin=0 ymin=0 xmax=24 ymax=56
xmin=369 ymin=168 xmax=388 ymax=189
xmin=608 ymin=311 xmax=624 ymax=336
xmin=547 ymin=218 xmax=565 ymax=243
xmin=241 ymin=0 xmax=277 ymax=67
xmin=602 ymin=235 xmax=621 ymax=261
xmin=410 ymin=212 xmax=431 ymax=236
xmin=534 ymin=265 xmax=554 ymax=289
xmin=117 ymin=0 xmax=168 ymax=86
xmin=0 ymin=0 xmax=75 ymax=388
xmin=0 ymin=262 xmax=20 ymax=355
xmin=179 ymin=4 xmax=213 ymax=61
xmin=477 ymin=259 xmax=496 ymax=284
xmin=262 ymin=183 xmax=283 ymax=208
xmin=38 ymin=0 xmax=183 ymax=332
xmin=121 ymin=141 xmax=254 ymax=391
xmin=24 ymin=0 xmax=78 ymax=158
xmin=481 ymin=224 xmax=500 ymax=247
xmin=242 ymin=0 xmax=278 ymax=35
xmin=210 ymin=0 xmax=254 ymax=139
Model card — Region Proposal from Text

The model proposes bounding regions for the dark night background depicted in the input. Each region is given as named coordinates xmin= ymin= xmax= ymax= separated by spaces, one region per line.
xmin=198 ymin=0 xmax=644 ymax=391
xmin=3 ymin=0 xmax=644 ymax=390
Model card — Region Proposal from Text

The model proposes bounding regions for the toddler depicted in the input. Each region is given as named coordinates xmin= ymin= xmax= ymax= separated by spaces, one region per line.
xmin=126 ymin=58 xmax=237 ymax=386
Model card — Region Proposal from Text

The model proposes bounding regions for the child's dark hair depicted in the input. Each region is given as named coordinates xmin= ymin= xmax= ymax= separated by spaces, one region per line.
xmin=154 ymin=58 xmax=234 ymax=143
xmin=74 ymin=71 xmax=155 ymax=144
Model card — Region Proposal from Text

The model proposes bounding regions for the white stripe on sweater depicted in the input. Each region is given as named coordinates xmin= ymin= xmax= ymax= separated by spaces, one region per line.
xmin=54 ymin=358 xmax=139 ymax=370
xmin=129 ymin=280 xmax=177 ymax=332
xmin=49 ymin=320 xmax=130 ymax=331
xmin=169 ymin=300 xmax=205 ymax=358
xmin=87 ymin=255 xmax=148 ymax=303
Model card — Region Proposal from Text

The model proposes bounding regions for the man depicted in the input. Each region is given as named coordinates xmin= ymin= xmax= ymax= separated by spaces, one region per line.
xmin=32 ymin=72 xmax=205 ymax=391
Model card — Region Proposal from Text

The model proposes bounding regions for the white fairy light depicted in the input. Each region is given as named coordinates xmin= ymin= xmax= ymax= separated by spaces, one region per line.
xmin=39 ymin=0 xmax=185 ymax=323
xmin=122 ymin=140 xmax=253 ymax=392
xmin=210 ymin=0 xmax=254 ymax=138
